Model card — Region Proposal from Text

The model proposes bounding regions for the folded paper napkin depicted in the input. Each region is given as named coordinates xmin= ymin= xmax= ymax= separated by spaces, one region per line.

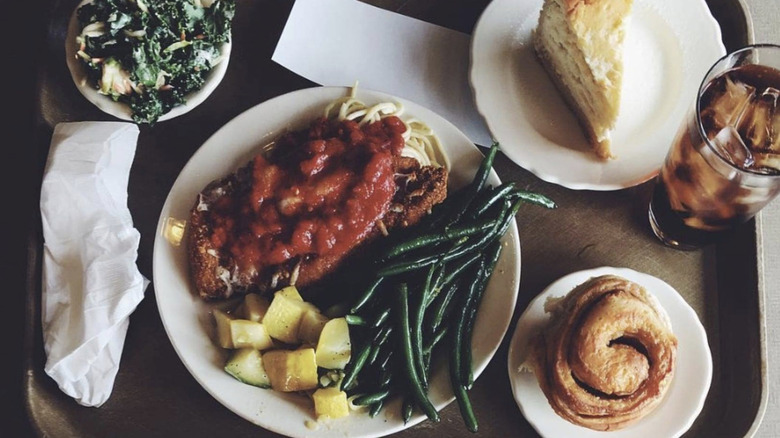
xmin=40 ymin=122 xmax=148 ymax=407
xmin=272 ymin=0 xmax=492 ymax=146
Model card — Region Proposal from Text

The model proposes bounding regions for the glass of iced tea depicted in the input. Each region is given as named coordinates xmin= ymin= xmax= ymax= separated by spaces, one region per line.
xmin=649 ymin=44 xmax=780 ymax=249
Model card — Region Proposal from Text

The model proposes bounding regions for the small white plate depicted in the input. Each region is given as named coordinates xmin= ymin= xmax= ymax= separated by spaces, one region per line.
xmin=65 ymin=0 xmax=231 ymax=122
xmin=153 ymin=86 xmax=521 ymax=438
xmin=470 ymin=0 xmax=726 ymax=190
xmin=507 ymin=266 xmax=712 ymax=438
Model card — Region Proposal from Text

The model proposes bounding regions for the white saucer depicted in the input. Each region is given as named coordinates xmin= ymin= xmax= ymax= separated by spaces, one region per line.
xmin=470 ymin=0 xmax=726 ymax=190
xmin=507 ymin=266 xmax=712 ymax=438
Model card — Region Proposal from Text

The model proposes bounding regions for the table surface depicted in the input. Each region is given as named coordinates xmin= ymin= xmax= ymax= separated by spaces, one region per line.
xmin=7 ymin=0 xmax=780 ymax=436
xmin=744 ymin=1 xmax=780 ymax=436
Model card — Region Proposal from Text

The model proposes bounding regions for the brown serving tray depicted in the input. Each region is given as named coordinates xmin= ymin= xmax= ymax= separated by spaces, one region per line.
xmin=23 ymin=0 xmax=765 ymax=437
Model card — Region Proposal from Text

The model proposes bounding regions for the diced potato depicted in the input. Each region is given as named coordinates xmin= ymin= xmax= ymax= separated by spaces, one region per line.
xmin=262 ymin=348 xmax=318 ymax=392
xmin=214 ymin=308 xmax=235 ymax=349
xmin=298 ymin=310 xmax=329 ymax=346
xmin=230 ymin=319 xmax=274 ymax=350
xmin=277 ymin=286 xmax=303 ymax=301
xmin=264 ymin=294 xmax=317 ymax=344
xmin=243 ymin=294 xmax=271 ymax=322
xmin=312 ymin=387 xmax=349 ymax=419
xmin=315 ymin=318 xmax=351 ymax=370
xmin=225 ymin=348 xmax=271 ymax=388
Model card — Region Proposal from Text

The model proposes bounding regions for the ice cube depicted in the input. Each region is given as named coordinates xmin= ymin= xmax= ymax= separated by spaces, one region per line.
xmin=705 ymin=76 xmax=756 ymax=131
xmin=770 ymin=88 xmax=780 ymax=153
xmin=712 ymin=125 xmax=755 ymax=168
xmin=751 ymin=153 xmax=780 ymax=174
xmin=738 ymin=86 xmax=779 ymax=151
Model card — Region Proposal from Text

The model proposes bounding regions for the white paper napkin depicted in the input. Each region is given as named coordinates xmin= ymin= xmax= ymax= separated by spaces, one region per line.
xmin=272 ymin=0 xmax=493 ymax=146
xmin=40 ymin=121 xmax=148 ymax=407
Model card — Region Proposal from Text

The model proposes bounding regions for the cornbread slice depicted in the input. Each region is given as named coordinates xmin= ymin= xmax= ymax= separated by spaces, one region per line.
xmin=534 ymin=0 xmax=633 ymax=159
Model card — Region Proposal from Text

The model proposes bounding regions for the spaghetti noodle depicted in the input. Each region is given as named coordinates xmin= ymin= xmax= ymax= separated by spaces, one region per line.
xmin=324 ymin=85 xmax=450 ymax=169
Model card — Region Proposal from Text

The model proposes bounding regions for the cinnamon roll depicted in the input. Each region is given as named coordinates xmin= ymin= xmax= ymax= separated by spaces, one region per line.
xmin=528 ymin=274 xmax=677 ymax=431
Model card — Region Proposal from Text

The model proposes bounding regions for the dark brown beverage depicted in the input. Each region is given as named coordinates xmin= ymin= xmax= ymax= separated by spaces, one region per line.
xmin=649 ymin=47 xmax=780 ymax=249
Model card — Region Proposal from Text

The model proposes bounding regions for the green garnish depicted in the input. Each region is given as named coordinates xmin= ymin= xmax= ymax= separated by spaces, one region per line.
xmin=75 ymin=0 xmax=235 ymax=124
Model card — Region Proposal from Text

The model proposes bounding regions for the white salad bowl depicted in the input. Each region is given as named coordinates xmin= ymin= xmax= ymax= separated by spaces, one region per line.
xmin=65 ymin=0 xmax=231 ymax=123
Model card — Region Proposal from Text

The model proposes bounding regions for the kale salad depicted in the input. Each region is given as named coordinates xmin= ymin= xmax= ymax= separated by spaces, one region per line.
xmin=75 ymin=0 xmax=236 ymax=123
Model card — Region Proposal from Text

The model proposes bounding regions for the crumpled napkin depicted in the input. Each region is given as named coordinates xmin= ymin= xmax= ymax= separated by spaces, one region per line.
xmin=40 ymin=121 xmax=148 ymax=407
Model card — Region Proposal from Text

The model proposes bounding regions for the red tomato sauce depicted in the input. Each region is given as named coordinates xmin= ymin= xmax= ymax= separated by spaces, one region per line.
xmin=208 ymin=116 xmax=406 ymax=274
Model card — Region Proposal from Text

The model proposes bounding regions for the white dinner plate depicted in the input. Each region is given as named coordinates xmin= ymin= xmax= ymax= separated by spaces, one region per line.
xmin=508 ymin=266 xmax=712 ymax=438
xmin=153 ymin=86 xmax=521 ymax=438
xmin=65 ymin=0 xmax=231 ymax=122
xmin=470 ymin=0 xmax=727 ymax=190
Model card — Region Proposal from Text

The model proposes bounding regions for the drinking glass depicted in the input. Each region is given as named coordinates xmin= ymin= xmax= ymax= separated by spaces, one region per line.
xmin=649 ymin=44 xmax=780 ymax=249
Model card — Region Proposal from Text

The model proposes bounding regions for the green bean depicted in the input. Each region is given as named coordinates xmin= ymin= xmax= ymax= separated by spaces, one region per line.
xmin=450 ymin=357 xmax=479 ymax=433
xmin=422 ymin=262 xmax=440 ymax=307
xmin=424 ymin=326 xmax=449 ymax=356
xmin=350 ymin=277 xmax=384 ymax=314
xmin=345 ymin=314 xmax=368 ymax=326
xmin=423 ymin=325 xmax=449 ymax=374
xmin=422 ymin=142 xmax=500 ymax=233
xmin=369 ymin=326 xmax=394 ymax=364
xmin=372 ymin=307 xmax=391 ymax=328
xmin=449 ymin=197 xmax=521 ymax=264
xmin=402 ymin=398 xmax=415 ymax=424
xmin=378 ymin=235 xmax=475 ymax=278
xmin=383 ymin=220 xmax=496 ymax=260
xmin=377 ymin=255 xmax=438 ymax=277
xmin=415 ymin=260 xmax=447 ymax=379
xmin=433 ymin=201 xmax=510 ymax=265
xmin=440 ymin=252 xmax=481 ymax=288
xmin=469 ymin=182 xmax=517 ymax=219
xmin=370 ymin=400 xmax=384 ymax=418
xmin=377 ymin=347 xmax=394 ymax=371
xmin=368 ymin=342 xmax=383 ymax=365
xmin=494 ymin=199 xmax=523 ymax=237
xmin=427 ymin=261 xmax=447 ymax=306
xmin=472 ymin=141 xmax=500 ymax=194
xmin=385 ymin=234 xmax=444 ymax=260
xmin=341 ymin=342 xmax=371 ymax=390
xmin=378 ymin=236 xmax=481 ymax=277
xmin=353 ymin=389 xmax=391 ymax=406
xmin=445 ymin=142 xmax=501 ymax=227
xmin=428 ymin=281 xmax=460 ymax=333
xmin=448 ymin=276 xmax=481 ymax=432
xmin=508 ymin=190 xmax=558 ymax=210
xmin=413 ymin=264 xmax=437 ymax=388
xmin=462 ymin=241 xmax=503 ymax=389
xmin=420 ymin=185 xmax=466 ymax=229
xmin=373 ymin=324 xmax=393 ymax=343
xmin=450 ymin=264 xmax=481 ymax=384
xmin=432 ymin=187 xmax=479 ymax=227
xmin=380 ymin=197 xmax=517 ymax=278
xmin=378 ymin=369 xmax=393 ymax=388
xmin=395 ymin=283 xmax=440 ymax=422
xmin=461 ymin=261 xmax=488 ymax=389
